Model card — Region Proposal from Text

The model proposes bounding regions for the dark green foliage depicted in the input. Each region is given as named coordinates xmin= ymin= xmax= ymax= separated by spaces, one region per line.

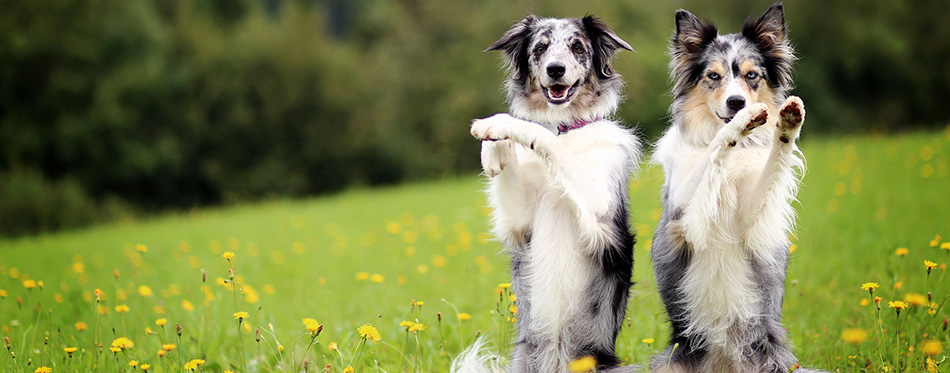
xmin=0 ymin=0 xmax=947 ymax=236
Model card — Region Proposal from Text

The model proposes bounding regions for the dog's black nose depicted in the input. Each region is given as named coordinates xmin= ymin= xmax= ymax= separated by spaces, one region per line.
xmin=726 ymin=96 xmax=746 ymax=111
xmin=546 ymin=63 xmax=565 ymax=79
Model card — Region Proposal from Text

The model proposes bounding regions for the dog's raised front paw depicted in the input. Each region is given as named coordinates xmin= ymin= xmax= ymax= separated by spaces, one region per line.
xmin=471 ymin=113 xmax=515 ymax=141
xmin=721 ymin=103 xmax=768 ymax=147
xmin=481 ymin=140 xmax=513 ymax=178
xmin=777 ymin=96 xmax=805 ymax=143
xmin=742 ymin=103 xmax=769 ymax=132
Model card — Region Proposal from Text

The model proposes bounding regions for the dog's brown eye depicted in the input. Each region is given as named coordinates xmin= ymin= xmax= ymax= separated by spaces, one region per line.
xmin=534 ymin=45 xmax=546 ymax=55
xmin=572 ymin=42 xmax=584 ymax=54
xmin=745 ymin=71 xmax=759 ymax=80
xmin=707 ymin=72 xmax=721 ymax=81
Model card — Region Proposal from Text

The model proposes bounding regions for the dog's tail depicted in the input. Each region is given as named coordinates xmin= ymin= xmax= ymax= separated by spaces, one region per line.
xmin=450 ymin=336 xmax=506 ymax=373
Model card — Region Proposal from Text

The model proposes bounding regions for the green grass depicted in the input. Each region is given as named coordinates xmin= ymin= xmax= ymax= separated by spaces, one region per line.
xmin=1 ymin=128 xmax=949 ymax=372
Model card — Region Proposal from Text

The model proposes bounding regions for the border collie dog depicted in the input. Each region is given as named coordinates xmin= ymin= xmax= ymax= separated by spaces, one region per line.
xmin=651 ymin=4 xmax=816 ymax=373
xmin=456 ymin=15 xmax=640 ymax=373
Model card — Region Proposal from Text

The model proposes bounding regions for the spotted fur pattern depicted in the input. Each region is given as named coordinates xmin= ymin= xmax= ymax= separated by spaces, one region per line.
xmin=454 ymin=15 xmax=640 ymax=373
xmin=650 ymin=4 xmax=823 ymax=373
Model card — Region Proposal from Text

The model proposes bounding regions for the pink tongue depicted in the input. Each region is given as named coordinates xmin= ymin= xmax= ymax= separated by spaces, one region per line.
xmin=551 ymin=86 xmax=567 ymax=98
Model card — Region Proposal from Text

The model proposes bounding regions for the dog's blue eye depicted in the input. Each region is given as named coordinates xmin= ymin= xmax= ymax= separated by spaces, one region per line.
xmin=745 ymin=71 xmax=759 ymax=80
xmin=707 ymin=72 xmax=721 ymax=80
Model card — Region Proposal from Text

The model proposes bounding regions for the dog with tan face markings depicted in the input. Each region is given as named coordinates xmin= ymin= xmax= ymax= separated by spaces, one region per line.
xmin=651 ymin=4 xmax=824 ymax=373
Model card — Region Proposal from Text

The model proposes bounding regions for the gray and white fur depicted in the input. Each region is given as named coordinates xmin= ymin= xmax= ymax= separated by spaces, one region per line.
xmin=455 ymin=15 xmax=641 ymax=373
xmin=651 ymin=4 xmax=823 ymax=373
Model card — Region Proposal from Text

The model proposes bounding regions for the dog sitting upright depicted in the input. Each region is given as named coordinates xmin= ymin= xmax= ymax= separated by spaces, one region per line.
xmin=458 ymin=15 xmax=640 ymax=373
xmin=650 ymin=4 xmax=818 ymax=373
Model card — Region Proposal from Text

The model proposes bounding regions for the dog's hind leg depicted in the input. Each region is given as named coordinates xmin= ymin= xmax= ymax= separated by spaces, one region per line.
xmin=741 ymin=96 xmax=805 ymax=253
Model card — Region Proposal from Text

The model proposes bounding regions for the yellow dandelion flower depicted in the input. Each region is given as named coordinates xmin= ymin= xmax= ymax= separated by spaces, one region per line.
xmin=141 ymin=364 xmax=151 ymax=371
xmin=889 ymin=301 xmax=909 ymax=315
xmin=416 ymin=301 xmax=424 ymax=306
xmin=184 ymin=359 xmax=205 ymax=370
xmin=893 ymin=281 xmax=903 ymax=290
xmin=303 ymin=318 xmax=322 ymax=335
xmin=370 ymin=274 xmax=385 ymax=283
xmin=110 ymin=347 xmax=122 ymax=353
xmin=64 ymin=346 xmax=78 ymax=354
xmin=115 ymin=305 xmax=130 ymax=313
xmin=23 ymin=279 xmax=37 ymax=289
xmin=925 ymin=260 xmax=938 ymax=270
xmin=222 ymin=251 xmax=235 ymax=260
xmin=861 ymin=282 xmax=880 ymax=294
xmin=343 ymin=367 xmax=355 ymax=373
xmin=111 ymin=337 xmax=134 ymax=350
xmin=129 ymin=360 xmax=139 ymax=367
xmin=927 ymin=357 xmax=937 ymax=373
xmin=905 ymin=293 xmax=928 ymax=306
xmin=328 ymin=341 xmax=338 ymax=351
xmin=457 ymin=313 xmax=472 ymax=321
xmin=928 ymin=302 xmax=939 ymax=315
xmin=509 ymin=305 xmax=518 ymax=315
xmin=0 ymin=289 xmax=6 ymax=298
xmin=499 ymin=283 xmax=512 ymax=289
xmin=859 ymin=299 xmax=870 ymax=306
xmin=510 ymin=294 xmax=517 ymax=302
xmin=357 ymin=324 xmax=381 ymax=342
xmin=409 ymin=323 xmax=425 ymax=333
xmin=75 ymin=322 xmax=88 ymax=331
xmin=399 ymin=320 xmax=414 ymax=330
xmin=162 ymin=343 xmax=176 ymax=351
xmin=34 ymin=367 xmax=52 ymax=373
xmin=355 ymin=272 xmax=370 ymax=281
xmin=922 ymin=340 xmax=943 ymax=356
xmin=157 ymin=350 xmax=165 ymax=357
xmin=942 ymin=242 xmax=950 ymax=250
xmin=895 ymin=247 xmax=909 ymax=256
xmin=841 ymin=328 xmax=869 ymax=345
xmin=642 ymin=338 xmax=655 ymax=344
xmin=139 ymin=286 xmax=152 ymax=297
xmin=278 ymin=344 xmax=284 ymax=351
xmin=233 ymin=311 xmax=249 ymax=320
xmin=145 ymin=327 xmax=153 ymax=335
xmin=567 ymin=356 xmax=598 ymax=372
xmin=181 ymin=300 xmax=194 ymax=311
xmin=156 ymin=318 xmax=168 ymax=326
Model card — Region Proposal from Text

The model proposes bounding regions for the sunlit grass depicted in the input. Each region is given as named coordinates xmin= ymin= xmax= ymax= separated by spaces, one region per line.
xmin=0 ymin=128 xmax=949 ymax=372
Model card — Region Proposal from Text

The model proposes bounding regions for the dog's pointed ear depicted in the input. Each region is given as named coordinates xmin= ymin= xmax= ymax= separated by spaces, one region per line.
xmin=485 ymin=15 xmax=538 ymax=83
xmin=742 ymin=4 xmax=787 ymax=52
xmin=672 ymin=9 xmax=717 ymax=54
xmin=485 ymin=15 xmax=538 ymax=53
xmin=742 ymin=4 xmax=796 ymax=88
xmin=582 ymin=15 xmax=632 ymax=80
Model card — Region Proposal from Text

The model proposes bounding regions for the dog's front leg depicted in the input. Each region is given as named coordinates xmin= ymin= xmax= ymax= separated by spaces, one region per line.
xmin=742 ymin=96 xmax=805 ymax=251
xmin=673 ymin=104 xmax=769 ymax=249
xmin=473 ymin=114 xmax=552 ymax=249
xmin=472 ymin=114 xmax=631 ymax=250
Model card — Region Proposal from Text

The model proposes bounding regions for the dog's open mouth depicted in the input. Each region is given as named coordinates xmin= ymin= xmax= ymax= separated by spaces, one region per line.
xmin=543 ymin=82 xmax=579 ymax=105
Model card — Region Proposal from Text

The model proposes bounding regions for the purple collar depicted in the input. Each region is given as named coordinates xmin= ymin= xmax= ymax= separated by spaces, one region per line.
xmin=557 ymin=117 xmax=601 ymax=134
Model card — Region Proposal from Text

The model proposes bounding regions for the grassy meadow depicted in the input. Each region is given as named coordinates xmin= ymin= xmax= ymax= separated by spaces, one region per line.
xmin=1 ymin=128 xmax=949 ymax=372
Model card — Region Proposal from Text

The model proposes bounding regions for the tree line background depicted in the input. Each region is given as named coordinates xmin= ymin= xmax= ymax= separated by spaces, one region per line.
xmin=1 ymin=0 xmax=948 ymax=236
